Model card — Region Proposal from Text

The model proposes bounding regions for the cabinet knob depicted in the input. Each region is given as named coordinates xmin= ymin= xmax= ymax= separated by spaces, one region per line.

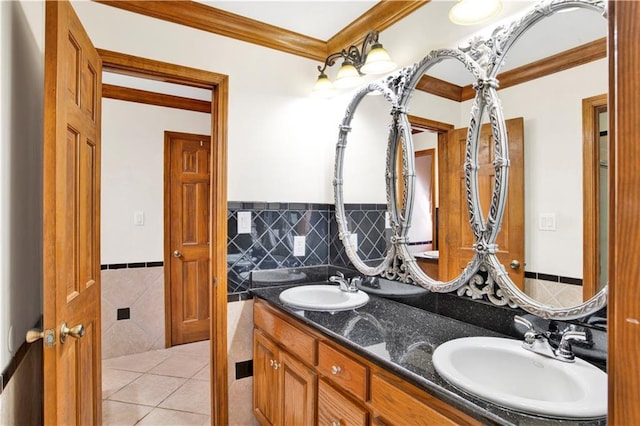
xmin=331 ymin=365 xmax=341 ymax=375
xmin=273 ymin=361 xmax=280 ymax=370
xmin=331 ymin=421 xmax=341 ymax=426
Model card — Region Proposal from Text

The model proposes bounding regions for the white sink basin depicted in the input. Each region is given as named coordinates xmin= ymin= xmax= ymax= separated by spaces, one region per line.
xmin=432 ymin=336 xmax=607 ymax=419
xmin=279 ymin=285 xmax=369 ymax=312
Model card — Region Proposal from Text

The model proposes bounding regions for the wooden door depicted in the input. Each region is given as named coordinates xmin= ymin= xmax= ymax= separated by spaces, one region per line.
xmin=166 ymin=132 xmax=211 ymax=345
xmin=493 ymin=118 xmax=525 ymax=288
xmin=442 ymin=118 xmax=524 ymax=287
xmin=280 ymin=351 xmax=316 ymax=426
xmin=42 ymin=2 xmax=102 ymax=424
xmin=254 ymin=331 xmax=280 ymax=426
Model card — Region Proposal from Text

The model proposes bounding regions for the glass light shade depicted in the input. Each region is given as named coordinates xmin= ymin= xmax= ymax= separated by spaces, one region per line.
xmin=334 ymin=62 xmax=362 ymax=89
xmin=360 ymin=44 xmax=396 ymax=75
xmin=449 ymin=0 xmax=502 ymax=25
xmin=311 ymin=73 xmax=336 ymax=98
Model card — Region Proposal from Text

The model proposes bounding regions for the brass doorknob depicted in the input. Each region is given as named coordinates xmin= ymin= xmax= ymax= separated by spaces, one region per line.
xmin=26 ymin=329 xmax=44 ymax=343
xmin=60 ymin=322 xmax=84 ymax=343
xmin=510 ymin=260 xmax=521 ymax=269
xmin=173 ymin=250 xmax=182 ymax=258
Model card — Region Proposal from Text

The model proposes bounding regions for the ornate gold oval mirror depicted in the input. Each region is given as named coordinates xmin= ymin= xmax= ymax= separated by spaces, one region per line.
xmin=481 ymin=0 xmax=608 ymax=319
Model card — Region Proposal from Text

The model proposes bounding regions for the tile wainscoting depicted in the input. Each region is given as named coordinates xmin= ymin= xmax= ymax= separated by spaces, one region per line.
xmin=227 ymin=201 xmax=387 ymax=296
xmin=524 ymin=270 xmax=584 ymax=308
xmin=101 ymin=265 xmax=166 ymax=359
xmin=100 ymin=201 xmax=387 ymax=359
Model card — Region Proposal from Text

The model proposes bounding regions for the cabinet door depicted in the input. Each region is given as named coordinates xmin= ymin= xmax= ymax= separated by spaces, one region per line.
xmin=280 ymin=351 xmax=317 ymax=426
xmin=254 ymin=331 xmax=281 ymax=426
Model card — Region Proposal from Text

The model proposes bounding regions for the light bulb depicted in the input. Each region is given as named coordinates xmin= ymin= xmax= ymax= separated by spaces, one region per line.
xmin=334 ymin=62 xmax=362 ymax=89
xmin=361 ymin=44 xmax=396 ymax=75
xmin=311 ymin=73 xmax=336 ymax=98
xmin=449 ymin=0 xmax=502 ymax=26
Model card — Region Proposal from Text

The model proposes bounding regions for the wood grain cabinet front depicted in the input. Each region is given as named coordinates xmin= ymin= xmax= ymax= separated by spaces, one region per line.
xmin=370 ymin=373 xmax=481 ymax=426
xmin=317 ymin=341 xmax=368 ymax=401
xmin=318 ymin=379 xmax=368 ymax=426
xmin=254 ymin=329 xmax=317 ymax=426
xmin=253 ymin=299 xmax=484 ymax=426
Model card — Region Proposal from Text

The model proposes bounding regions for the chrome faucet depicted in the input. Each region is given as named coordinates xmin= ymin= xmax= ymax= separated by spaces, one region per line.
xmin=329 ymin=271 xmax=359 ymax=293
xmin=514 ymin=316 xmax=589 ymax=363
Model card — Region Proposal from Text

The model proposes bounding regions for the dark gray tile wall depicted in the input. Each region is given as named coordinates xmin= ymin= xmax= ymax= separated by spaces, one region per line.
xmin=227 ymin=202 xmax=388 ymax=295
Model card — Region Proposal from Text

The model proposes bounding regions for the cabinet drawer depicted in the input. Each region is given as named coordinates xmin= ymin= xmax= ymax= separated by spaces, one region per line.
xmin=318 ymin=379 xmax=367 ymax=426
xmin=318 ymin=341 xmax=367 ymax=400
xmin=371 ymin=373 xmax=480 ymax=426
xmin=254 ymin=301 xmax=317 ymax=366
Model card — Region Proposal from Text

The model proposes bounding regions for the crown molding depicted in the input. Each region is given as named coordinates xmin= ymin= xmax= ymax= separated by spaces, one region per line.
xmin=102 ymin=84 xmax=211 ymax=113
xmin=94 ymin=1 xmax=428 ymax=63
xmin=94 ymin=1 xmax=328 ymax=61
xmin=327 ymin=1 xmax=430 ymax=54
xmin=416 ymin=37 xmax=607 ymax=102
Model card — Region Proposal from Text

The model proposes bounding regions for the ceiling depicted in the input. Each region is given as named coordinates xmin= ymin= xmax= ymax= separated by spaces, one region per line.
xmin=102 ymin=1 xmax=607 ymax=97
xmin=179 ymin=1 xmax=608 ymax=84
xmin=196 ymin=1 xmax=378 ymax=41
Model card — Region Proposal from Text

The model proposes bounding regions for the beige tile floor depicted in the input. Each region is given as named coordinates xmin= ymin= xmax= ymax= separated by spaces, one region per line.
xmin=102 ymin=340 xmax=211 ymax=425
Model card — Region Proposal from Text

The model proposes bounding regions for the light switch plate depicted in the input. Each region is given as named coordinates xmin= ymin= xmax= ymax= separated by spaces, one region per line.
xmin=539 ymin=213 xmax=557 ymax=231
xmin=293 ymin=236 xmax=306 ymax=256
xmin=238 ymin=211 xmax=252 ymax=234
xmin=134 ymin=211 xmax=144 ymax=226
xmin=349 ymin=233 xmax=358 ymax=251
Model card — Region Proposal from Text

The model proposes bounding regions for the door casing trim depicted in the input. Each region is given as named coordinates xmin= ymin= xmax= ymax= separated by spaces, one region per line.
xmin=99 ymin=49 xmax=229 ymax=425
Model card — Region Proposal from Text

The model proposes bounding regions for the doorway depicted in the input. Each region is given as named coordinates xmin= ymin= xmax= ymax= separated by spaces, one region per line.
xmin=98 ymin=50 xmax=229 ymax=423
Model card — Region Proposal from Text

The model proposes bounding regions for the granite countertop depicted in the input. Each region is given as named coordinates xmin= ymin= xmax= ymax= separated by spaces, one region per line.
xmin=250 ymin=284 xmax=606 ymax=426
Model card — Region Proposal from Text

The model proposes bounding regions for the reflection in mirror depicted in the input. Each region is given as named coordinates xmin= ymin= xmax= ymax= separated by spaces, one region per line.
xmin=334 ymin=83 xmax=398 ymax=275
xmin=480 ymin=0 xmax=608 ymax=318
xmin=391 ymin=49 xmax=492 ymax=293
xmin=402 ymin=57 xmax=481 ymax=284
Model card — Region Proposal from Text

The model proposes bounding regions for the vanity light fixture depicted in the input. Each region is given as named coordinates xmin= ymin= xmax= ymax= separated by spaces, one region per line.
xmin=312 ymin=30 xmax=396 ymax=97
xmin=449 ymin=0 xmax=503 ymax=25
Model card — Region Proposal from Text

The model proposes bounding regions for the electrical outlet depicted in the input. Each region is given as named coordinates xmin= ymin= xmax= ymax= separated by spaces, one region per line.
xmin=238 ymin=211 xmax=252 ymax=234
xmin=293 ymin=236 xmax=306 ymax=256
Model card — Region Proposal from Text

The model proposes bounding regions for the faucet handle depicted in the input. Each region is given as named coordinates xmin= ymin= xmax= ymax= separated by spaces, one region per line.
xmin=514 ymin=315 xmax=546 ymax=344
xmin=555 ymin=330 xmax=588 ymax=361
xmin=350 ymin=276 xmax=362 ymax=287
xmin=336 ymin=271 xmax=345 ymax=279
xmin=514 ymin=315 xmax=534 ymax=331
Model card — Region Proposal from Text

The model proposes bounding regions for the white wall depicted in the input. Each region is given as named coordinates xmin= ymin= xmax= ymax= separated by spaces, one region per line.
xmin=71 ymin=1 xmax=342 ymax=205
xmin=461 ymin=59 xmax=608 ymax=278
xmin=0 ymin=0 xmax=44 ymax=374
xmin=101 ymin=100 xmax=211 ymax=264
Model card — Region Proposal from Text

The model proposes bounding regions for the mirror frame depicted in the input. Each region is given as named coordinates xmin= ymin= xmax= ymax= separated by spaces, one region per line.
xmin=392 ymin=49 xmax=510 ymax=292
xmin=481 ymin=0 xmax=608 ymax=319
xmin=333 ymin=80 xmax=408 ymax=276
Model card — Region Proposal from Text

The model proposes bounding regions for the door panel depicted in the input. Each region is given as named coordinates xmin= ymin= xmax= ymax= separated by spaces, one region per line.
xmin=443 ymin=119 xmax=524 ymax=287
xmin=495 ymin=118 xmax=525 ymax=288
xmin=254 ymin=331 xmax=280 ymax=425
xmin=43 ymin=1 xmax=102 ymax=424
xmin=281 ymin=351 xmax=316 ymax=426
xmin=167 ymin=132 xmax=211 ymax=345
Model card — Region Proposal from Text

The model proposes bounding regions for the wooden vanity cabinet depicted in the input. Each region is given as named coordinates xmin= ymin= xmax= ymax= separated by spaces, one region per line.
xmin=254 ymin=329 xmax=317 ymax=426
xmin=253 ymin=299 xmax=482 ymax=426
